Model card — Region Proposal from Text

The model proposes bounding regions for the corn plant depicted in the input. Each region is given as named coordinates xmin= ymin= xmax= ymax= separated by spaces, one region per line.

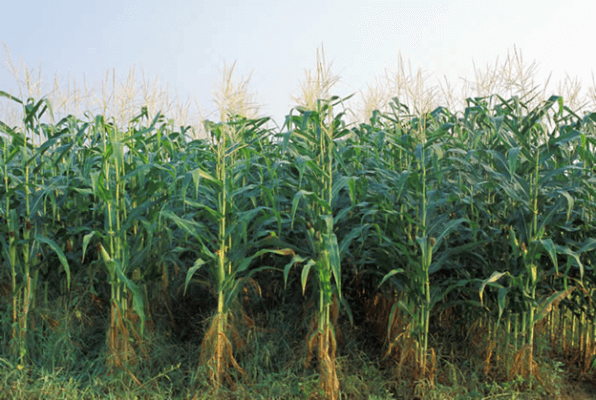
xmin=79 ymin=107 xmax=197 ymax=370
xmin=0 ymin=92 xmax=71 ymax=364
xmin=91 ymin=117 xmax=125 ymax=365
xmin=161 ymin=115 xmax=290 ymax=389
xmin=472 ymin=94 xmax=596 ymax=381
xmin=281 ymin=96 xmax=356 ymax=400
xmin=363 ymin=101 xmax=471 ymax=379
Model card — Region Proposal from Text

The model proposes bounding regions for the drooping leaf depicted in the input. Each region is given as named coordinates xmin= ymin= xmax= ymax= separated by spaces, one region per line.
xmin=184 ymin=258 xmax=207 ymax=295
xmin=35 ymin=235 xmax=71 ymax=289
xmin=479 ymin=271 xmax=510 ymax=305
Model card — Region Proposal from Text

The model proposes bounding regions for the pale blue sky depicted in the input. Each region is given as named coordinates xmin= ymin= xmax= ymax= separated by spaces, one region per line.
xmin=1 ymin=0 xmax=595 ymax=125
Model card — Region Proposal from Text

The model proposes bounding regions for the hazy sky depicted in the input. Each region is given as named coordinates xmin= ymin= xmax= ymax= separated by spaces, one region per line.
xmin=1 ymin=0 xmax=595 ymax=125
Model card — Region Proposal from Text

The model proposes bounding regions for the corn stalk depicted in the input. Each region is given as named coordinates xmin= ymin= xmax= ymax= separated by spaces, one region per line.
xmin=0 ymin=92 xmax=71 ymax=365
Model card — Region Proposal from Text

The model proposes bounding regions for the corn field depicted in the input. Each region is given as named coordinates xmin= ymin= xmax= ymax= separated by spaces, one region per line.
xmin=1 ymin=88 xmax=596 ymax=399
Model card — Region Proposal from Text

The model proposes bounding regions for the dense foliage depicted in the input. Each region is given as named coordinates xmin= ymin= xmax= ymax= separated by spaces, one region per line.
xmin=1 ymin=91 xmax=596 ymax=398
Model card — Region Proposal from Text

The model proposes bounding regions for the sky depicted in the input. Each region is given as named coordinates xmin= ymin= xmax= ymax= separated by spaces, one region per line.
xmin=1 ymin=0 xmax=595 ymax=127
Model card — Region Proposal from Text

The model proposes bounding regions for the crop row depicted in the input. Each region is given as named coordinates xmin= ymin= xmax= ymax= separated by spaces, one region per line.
xmin=1 ymin=92 xmax=596 ymax=398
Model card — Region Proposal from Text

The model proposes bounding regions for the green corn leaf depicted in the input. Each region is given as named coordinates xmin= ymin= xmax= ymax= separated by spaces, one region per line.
xmin=386 ymin=301 xmax=402 ymax=340
xmin=301 ymin=259 xmax=316 ymax=294
xmin=339 ymin=295 xmax=354 ymax=326
xmin=283 ymin=253 xmax=308 ymax=288
xmin=396 ymin=299 xmax=416 ymax=320
xmin=347 ymin=176 xmax=356 ymax=204
xmin=194 ymin=167 xmax=221 ymax=187
xmin=323 ymin=232 xmax=342 ymax=299
xmin=479 ymin=271 xmax=510 ymax=306
xmin=291 ymin=190 xmax=309 ymax=230
xmin=23 ymin=98 xmax=53 ymax=127
xmin=431 ymin=279 xmax=473 ymax=308
xmin=98 ymin=243 xmax=115 ymax=276
xmin=554 ymin=244 xmax=584 ymax=280
xmin=331 ymin=175 xmax=351 ymax=204
xmin=113 ymin=260 xmax=146 ymax=336
xmin=338 ymin=226 xmax=363 ymax=260
xmin=0 ymin=90 xmax=23 ymax=104
xmin=184 ymin=259 xmax=206 ymax=295
xmin=540 ymin=238 xmax=558 ymax=274
xmin=160 ymin=210 xmax=212 ymax=243
xmin=416 ymin=236 xmax=432 ymax=270
xmin=534 ymin=286 xmax=576 ymax=323
xmin=415 ymin=144 xmax=424 ymax=161
xmin=507 ymin=147 xmax=521 ymax=177
xmin=430 ymin=218 xmax=467 ymax=251
xmin=577 ymin=237 xmax=596 ymax=254
xmin=81 ymin=232 xmax=96 ymax=263
xmin=378 ymin=268 xmax=406 ymax=288
xmin=35 ymin=235 xmax=71 ymax=289
xmin=497 ymin=287 xmax=509 ymax=322
xmin=235 ymin=247 xmax=295 ymax=275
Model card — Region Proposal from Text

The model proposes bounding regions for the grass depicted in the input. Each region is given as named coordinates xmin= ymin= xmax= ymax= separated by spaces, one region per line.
xmin=1 ymin=288 xmax=593 ymax=399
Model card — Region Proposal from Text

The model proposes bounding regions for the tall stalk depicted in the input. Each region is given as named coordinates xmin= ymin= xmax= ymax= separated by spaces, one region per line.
xmin=375 ymin=102 xmax=470 ymax=380
xmin=163 ymin=115 xmax=285 ymax=390
xmin=0 ymin=93 xmax=70 ymax=364
xmin=85 ymin=112 xmax=147 ymax=369
xmin=283 ymin=97 xmax=352 ymax=399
